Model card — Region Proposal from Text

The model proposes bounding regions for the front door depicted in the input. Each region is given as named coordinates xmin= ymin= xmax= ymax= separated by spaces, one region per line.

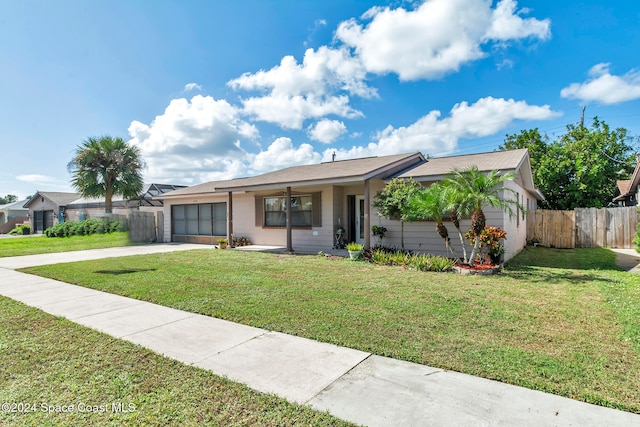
xmin=355 ymin=196 xmax=365 ymax=244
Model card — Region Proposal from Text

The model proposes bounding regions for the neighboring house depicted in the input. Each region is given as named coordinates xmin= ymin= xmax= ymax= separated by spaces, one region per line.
xmin=612 ymin=156 xmax=640 ymax=206
xmin=24 ymin=185 xmax=186 ymax=234
xmin=64 ymin=183 xmax=187 ymax=221
xmin=0 ymin=199 xmax=30 ymax=234
xmin=23 ymin=192 xmax=80 ymax=233
xmin=159 ymin=149 xmax=542 ymax=261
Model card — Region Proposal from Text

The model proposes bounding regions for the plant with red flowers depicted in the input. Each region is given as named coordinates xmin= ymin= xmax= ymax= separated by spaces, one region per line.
xmin=465 ymin=226 xmax=507 ymax=263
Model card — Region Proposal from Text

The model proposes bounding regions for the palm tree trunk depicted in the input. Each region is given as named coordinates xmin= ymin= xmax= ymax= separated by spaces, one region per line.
xmin=105 ymin=187 xmax=113 ymax=214
xmin=454 ymin=225 xmax=467 ymax=263
xmin=468 ymin=237 xmax=481 ymax=266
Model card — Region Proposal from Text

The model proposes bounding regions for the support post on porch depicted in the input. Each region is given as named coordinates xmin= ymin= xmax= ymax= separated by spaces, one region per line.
xmin=364 ymin=179 xmax=371 ymax=250
xmin=227 ymin=191 xmax=234 ymax=248
xmin=286 ymin=186 xmax=293 ymax=252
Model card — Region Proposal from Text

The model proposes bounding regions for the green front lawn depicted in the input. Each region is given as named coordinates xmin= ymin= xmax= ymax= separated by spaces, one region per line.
xmin=0 ymin=232 xmax=131 ymax=257
xmin=21 ymin=247 xmax=640 ymax=414
xmin=0 ymin=297 xmax=352 ymax=426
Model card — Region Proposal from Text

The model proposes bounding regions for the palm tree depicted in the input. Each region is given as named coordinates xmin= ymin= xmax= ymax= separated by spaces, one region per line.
xmin=442 ymin=182 xmax=470 ymax=263
xmin=406 ymin=183 xmax=454 ymax=255
xmin=68 ymin=136 xmax=145 ymax=214
xmin=447 ymin=167 xmax=524 ymax=265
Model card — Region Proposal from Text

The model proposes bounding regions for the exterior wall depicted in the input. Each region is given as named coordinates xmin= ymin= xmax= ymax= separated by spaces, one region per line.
xmin=26 ymin=197 xmax=60 ymax=233
xmin=161 ymin=175 xmax=537 ymax=259
xmin=368 ymin=180 xmax=535 ymax=261
xmin=163 ymin=184 xmax=354 ymax=253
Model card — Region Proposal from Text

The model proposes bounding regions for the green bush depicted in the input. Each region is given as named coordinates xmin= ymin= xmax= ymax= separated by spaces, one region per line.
xmin=369 ymin=247 xmax=454 ymax=272
xmin=44 ymin=218 xmax=125 ymax=238
xmin=635 ymin=221 xmax=640 ymax=253
xmin=8 ymin=224 xmax=31 ymax=235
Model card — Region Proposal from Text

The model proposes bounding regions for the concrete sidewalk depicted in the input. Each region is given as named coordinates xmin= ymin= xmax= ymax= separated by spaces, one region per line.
xmin=0 ymin=244 xmax=639 ymax=426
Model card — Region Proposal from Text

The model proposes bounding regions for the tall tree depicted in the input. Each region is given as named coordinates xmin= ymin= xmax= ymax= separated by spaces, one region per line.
xmin=373 ymin=178 xmax=422 ymax=249
xmin=0 ymin=194 xmax=17 ymax=204
xmin=501 ymin=118 xmax=635 ymax=210
xmin=448 ymin=167 xmax=524 ymax=265
xmin=68 ymin=136 xmax=145 ymax=214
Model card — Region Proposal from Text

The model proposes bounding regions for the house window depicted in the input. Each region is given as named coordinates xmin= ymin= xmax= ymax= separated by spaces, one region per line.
xmin=264 ymin=196 xmax=313 ymax=227
xmin=172 ymin=203 xmax=226 ymax=236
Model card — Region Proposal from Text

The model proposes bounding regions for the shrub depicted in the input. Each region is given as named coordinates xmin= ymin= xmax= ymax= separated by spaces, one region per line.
xmin=368 ymin=247 xmax=454 ymax=272
xmin=9 ymin=224 xmax=31 ymax=235
xmin=44 ymin=218 xmax=125 ymax=238
xmin=635 ymin=221 xmax=640 ymax=253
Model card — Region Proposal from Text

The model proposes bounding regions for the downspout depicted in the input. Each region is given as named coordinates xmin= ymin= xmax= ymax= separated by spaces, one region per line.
xmin=286 ymin=186 xmax=293 ymax=252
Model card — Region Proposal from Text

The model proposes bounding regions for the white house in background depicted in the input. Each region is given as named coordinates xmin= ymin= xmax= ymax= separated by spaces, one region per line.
xmin=0 ymin=199 xmax=30 ymax=234
xmin=158 ymin=149 xmax=542 ymax=261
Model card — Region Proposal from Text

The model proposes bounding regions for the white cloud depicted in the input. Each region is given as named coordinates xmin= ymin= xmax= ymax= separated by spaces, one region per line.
xmin=239 ymin=93 xmax=362 ymax=130
xmin=128 ymin=95 xmax=258 ymax=183
xmin=307 ymin=119 xmax=347 ymax=144
xmin=325 ymin=96 xmax=560 ymax=159
xmin=16 ymin=174 xmax=57 ymax=183
xmin=485 ymin=0 xmax=551 ymax=41
xmin=336 ymin=0 xmax=551 ymax=80
xmin=228 ymin=46 xmax=374 ymax=129
xmin=250 ymin=137 xmax=321 ymax=173
xmin=184 ymin=82 xmax=202 ymax=92
xmin=560 ymin=63 xmax=640 ymax=104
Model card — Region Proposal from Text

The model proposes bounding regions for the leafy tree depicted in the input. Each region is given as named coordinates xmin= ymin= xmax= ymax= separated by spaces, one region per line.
xmin=447 ymin=167 xmax=524 ymax=265
xmin=0 ymin=194 xmax=17 ymax=204
xmin=405 ymin=182 xmax=454 ymax=255
xmin=372 ymin=178 xmax=422 ymax=249
xmin=68 ymin=136 xmax=145 ymax=214
xmin=501 ymin=118 xmax=636 ymax=209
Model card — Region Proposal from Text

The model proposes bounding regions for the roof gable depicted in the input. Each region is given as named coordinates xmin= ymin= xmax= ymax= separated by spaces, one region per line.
xmin=23 ymin=192 xmax=80 ymax=208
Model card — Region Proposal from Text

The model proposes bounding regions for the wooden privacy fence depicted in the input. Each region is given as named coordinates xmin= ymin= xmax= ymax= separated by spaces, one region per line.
xmin=527 ymin=207 xmax=639 ymax=249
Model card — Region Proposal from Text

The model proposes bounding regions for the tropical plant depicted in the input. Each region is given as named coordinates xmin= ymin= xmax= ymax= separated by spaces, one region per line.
xmin=405 ymin=182 xmax=454 ymax=255
xmin=68 ymin=136 xmax=145 ymax=214
xmin=448 ymin=167 xmax=525 ymax=265
xmin=346 ymin=242 xmax=364 ymax=251
xmin=465 ymin=226 xmax=507 ymax=264
xmin=634 ymin=221 xmax=640 ymax=254
xmin=373 ymin=178 xmax=422 ymax=249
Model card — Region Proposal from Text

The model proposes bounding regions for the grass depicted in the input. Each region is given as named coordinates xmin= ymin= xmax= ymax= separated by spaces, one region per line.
xmin=0 ymin=296 xmax=352 ymax=426
xmin=0 ymin=232 xmax=131 ymax=257
xmin=20 ymin=246 xmax=640 ymax=414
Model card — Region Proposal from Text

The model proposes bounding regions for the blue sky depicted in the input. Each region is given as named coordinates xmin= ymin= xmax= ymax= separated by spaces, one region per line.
xmin=2 ymin=0 xmax=639 ymax=199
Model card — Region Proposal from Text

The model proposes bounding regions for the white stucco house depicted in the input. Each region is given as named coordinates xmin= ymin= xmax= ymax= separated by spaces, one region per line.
xmin=157 ymin=149 xmax=541 ymax=261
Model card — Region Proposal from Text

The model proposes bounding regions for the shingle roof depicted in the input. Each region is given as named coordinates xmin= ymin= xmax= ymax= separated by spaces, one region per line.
xmin=0 ymin=199 xmax=29 ymax=211
xmin=23 ymin=192 xmax=80 ymax=208
xmin=161 ymin=152 xmax=424 ymax=197
xmin=395 ymin=149 xmax=529 ymax=179
xmin=216 ymin=152 xmax=424 ymax=190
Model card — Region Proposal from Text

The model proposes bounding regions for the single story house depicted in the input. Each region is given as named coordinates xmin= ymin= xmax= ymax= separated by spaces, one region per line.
xmin=24 ymin=184 xmax=186 ymax=233
xmin=612 ymin=156 xmax=640 ymax=206
xmin=159 ymin=149 xmax=542 ymax=261
xmin=0 ymin=199 xmax=30 ymax=234
xmin=23 ymin=192 xmax=80 ymax=233
xmin=64 ymin=183 xmax=187 ymax=221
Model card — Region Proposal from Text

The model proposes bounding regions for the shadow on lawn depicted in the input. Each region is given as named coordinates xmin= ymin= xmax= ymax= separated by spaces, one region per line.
xmin=502 ymin=246 xmax=622 ymax=284
xmin=95 ymin=268 xmax=157 ymax=275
